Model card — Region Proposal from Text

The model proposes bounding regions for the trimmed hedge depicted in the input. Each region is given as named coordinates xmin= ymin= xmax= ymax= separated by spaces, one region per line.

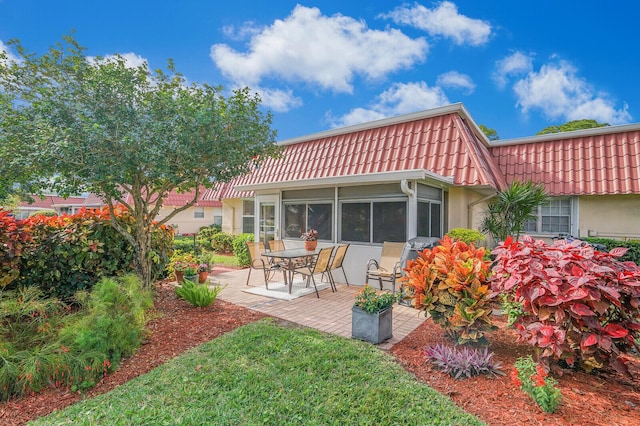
xmin=583 ymin=237 xmax=640 ymax=265
xmin=8 ymin=208 xmax=172 ymax=300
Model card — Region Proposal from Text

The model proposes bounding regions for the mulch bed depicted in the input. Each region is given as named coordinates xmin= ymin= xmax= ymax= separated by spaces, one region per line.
xmin=1 ymin=281 xmax=639 ymax=425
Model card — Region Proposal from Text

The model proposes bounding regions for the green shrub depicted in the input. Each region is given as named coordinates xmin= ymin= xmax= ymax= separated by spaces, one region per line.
xmin=31 ymin=210 xmax=57 ymax=217
xmin=14 ymin=209 xmax=172 ymax=300
xmin=211 ymin=232 xmax=234 ymax=253
xmin=232 ymin=233 xmax=254 ymax=267
xmin=175 ymin=279 xmax=224 ymax=307
xmin=582 ymin=237 xmax=640 ymax=265
xmin=60 ymin=274 xmax=152 ymax=363
xmin=196 ymin=226 xmax=221 ymax=251
xmin=173 ymin=235 xmax=196 ymax=254
xmin=445 ymin=228 xmax=486 ymax=244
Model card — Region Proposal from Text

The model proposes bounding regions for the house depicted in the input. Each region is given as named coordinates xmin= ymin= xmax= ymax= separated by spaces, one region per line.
xmin=150 ymin=189 xmax=222 ymax=235
xmin=15 ymin=189 xmax=223 ymax=235
xmin=121 ymin=187 xmax=223 ymax=235
xmin=204 ymin=102 xmax=640 ymax=283
xmin=14 ymin=194 xmax=103 ymax=219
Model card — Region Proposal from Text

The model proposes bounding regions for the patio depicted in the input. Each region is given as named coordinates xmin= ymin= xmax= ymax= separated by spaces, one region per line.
xmin=209 ymin=266 xmax=426 ymax=350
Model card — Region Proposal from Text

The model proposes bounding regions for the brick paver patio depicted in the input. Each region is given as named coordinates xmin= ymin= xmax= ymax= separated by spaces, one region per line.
xmin=209 ymin=267 xmax=426 ymax=350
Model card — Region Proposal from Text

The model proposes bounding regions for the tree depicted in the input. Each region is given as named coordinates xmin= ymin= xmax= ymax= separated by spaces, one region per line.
xmin=0 ymin=36 xmax=278 ymax=287
xmin=479 ymin=124 xmax=499 ymax=141
xmin=536 ymin=119 xmax=609 ymax=135
xmin=481 ymin=180 xmax=548 ymax=244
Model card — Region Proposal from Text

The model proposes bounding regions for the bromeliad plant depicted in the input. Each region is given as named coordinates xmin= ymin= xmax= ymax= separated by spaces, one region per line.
xmin=400 ymin=236 xmax=495 ymax=345
xmin=175 ymin=279 xmax=224 ymax=307
xmin=490 ymin=235 xmax=640 ymax=375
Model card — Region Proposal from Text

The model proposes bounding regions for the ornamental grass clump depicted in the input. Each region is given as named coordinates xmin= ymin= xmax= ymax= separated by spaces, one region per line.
xmin=512 ymin=356 xmax=562 ymax=413
xmin=490 ymin=235 xmax=640 ymax=375
xmin=424 ymin=344 xmax=504 ymax=379
xmin=353 ymin=285 xmax=397 ymax=313
xmin=400 ymin=236 xmax=495 ymax=345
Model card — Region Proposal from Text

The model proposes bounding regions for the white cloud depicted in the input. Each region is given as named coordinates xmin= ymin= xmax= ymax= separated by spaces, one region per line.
xmin=86 ymin=52 xmax=148 ymax=68
xmin=329 ymin=81 xmax=450 ymax=128
xmin=383 ymin=1 xmax=492 ymax=46
xmin=252 ymin=86 xmax=302 ymax=112
xmin=0 ymin=40 xmax=21 ymax=64
xmin=436 ymin=71 xmax=475 ymax=94
xmin=493 ymin=51 xmax=533 ymax=89
xmin=210 ymin=4 xmax=427 ymax=111
xmin=221 ymin=21 xmax=263 ymax=41
xmin=513 ymin=60 xmax=631 ymax=124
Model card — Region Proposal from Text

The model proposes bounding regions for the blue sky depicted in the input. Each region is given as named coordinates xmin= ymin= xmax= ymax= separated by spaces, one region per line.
xmin=1 ymin=1 xmax=637 ymax=141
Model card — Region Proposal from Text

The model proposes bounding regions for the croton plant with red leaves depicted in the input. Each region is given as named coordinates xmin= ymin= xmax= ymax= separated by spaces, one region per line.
xmin=490 ymin=235 xmax=640 ymax=375
xmin=401 ymin=236 xmax=495 ymax=345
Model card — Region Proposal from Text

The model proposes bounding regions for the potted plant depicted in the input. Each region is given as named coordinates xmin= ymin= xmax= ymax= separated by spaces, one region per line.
xmin=197 ymin=263 xmax=209 ymax=284
xmin=301 ymin=229 xmax=319 ymax=251
xmin=183 ymin=263 xmax=198 ymax=282
xmin=352 ymin=285 xmax=398 ymax=344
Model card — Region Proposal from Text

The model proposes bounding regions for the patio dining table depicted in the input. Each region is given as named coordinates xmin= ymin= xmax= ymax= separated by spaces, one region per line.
xmin=261 ymin=247 xmax=321 ymax=293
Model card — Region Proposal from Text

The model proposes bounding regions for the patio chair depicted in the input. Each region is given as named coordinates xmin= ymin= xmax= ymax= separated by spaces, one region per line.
xmin=326 ymin=243 xmax=350 ymax=286
xmin=366 ymin=242 xmax=406 ymax=293
xmin=294 ymin=246 xmax=335 ymax=297
xmin=267 ymin=239 xmax=286 ymax=251
xmin=246 ymin=241 xmax=284 ymax=288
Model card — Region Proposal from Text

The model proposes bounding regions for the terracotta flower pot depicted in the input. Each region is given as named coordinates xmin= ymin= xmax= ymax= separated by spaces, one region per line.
xmin=174 ymin=270 xmax=184 ymax=283
xmin=304 ymin=240 xmax=318 ymax=251
xmin=198 ymin=271 xmax=209 ymax=284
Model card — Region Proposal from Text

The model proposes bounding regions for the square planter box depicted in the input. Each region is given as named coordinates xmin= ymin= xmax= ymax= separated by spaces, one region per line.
xmin=351 ymin=306 xmax=393 ymax=344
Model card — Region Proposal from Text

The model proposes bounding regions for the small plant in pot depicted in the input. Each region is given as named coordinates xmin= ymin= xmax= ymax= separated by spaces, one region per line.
xmin=301 ymin=229 xmax=319 ymax=250
xmin=197 ymin=263 xmax=209 ymax=283
xmin=352 ymin=285 xmax=398 ymax=344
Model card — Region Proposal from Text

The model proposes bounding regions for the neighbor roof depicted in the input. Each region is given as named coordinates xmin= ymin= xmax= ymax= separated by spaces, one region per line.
xmin=206 ymin=103 xmax=506 ymax=199
xmin=491 ymin=124 xmax=640 ymax=196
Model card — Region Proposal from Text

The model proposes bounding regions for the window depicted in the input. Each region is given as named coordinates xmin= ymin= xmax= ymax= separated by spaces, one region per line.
xmin=524 ymin=198 xmax=572 ymax=234
xmin=193 ymin=206 xmax=205 ymax=219
xmin=417 ymin=201 xmax=442 ymax=238
xmin=340 ymin=200 xmax=406 ymax=243
xmin=283 ymin=202 xmax=332 ymax=240
xmin=213 ymin=215 xmax=222 ymax=226
xmin=242 ymin=200 xmax=255 ymax=234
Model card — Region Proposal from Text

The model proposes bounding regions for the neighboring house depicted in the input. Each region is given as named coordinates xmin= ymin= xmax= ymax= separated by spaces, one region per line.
xmin=205 ymin=103 xmax=640 ymax=284
xmin=148 ymin=189 xmax=222 ymax=235
xmin=14 ymin=194 xmax=102 ymax=219
xmin=15 ymin=189 xmax=223 ymax=235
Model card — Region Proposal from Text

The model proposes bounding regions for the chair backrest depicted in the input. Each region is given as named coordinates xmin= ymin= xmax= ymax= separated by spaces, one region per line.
xmin=378 ymin=242 xmax=405 ymax=271
xmin=246 ymin=241 xmax=268 ymax=267
xmin=330 ymin=244 xmax=349 ymax=269
xmin=313 ymin=247 xmax=334 ymax=274
xmin=268 ymin=239 xmax=286 ymax=252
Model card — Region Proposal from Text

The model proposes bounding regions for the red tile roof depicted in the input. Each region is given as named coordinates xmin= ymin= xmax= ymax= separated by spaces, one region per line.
xmin=491 ymin=125 xmax=640 ymax=196
xmin=122 ymin=187 xmax=222 ymax=208
xmin=205 ymin=104 xmax=506 ymax=199
xmin=19 ymin=195 xmax=87 ymax=209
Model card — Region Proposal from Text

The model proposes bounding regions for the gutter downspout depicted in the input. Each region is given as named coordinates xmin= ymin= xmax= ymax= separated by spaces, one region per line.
xmin=401 ymin=179 xmax=417 ymax=238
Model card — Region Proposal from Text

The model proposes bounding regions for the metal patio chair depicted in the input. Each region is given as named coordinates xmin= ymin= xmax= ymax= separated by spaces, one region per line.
xmin=246 ymin=241 xmax=284 ymax=288
xmin=294 ymin=246 xmax=335 ymax=297
xmin=365 ymin=242 xmax=405 ymax=293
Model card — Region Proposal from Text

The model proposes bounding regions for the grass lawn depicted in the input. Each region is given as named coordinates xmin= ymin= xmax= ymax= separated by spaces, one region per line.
xmin=209 ymin=253 xmax=241 ymax=268
xmin=32 ymin=320 xmax=485 ymax=425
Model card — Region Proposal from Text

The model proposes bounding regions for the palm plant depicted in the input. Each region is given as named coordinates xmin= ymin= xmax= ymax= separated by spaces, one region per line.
xmin=481 ymin=180 xmax=548 ymax=243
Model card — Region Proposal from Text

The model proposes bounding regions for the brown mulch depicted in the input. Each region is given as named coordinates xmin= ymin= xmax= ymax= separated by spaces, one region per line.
xmin=1 ymin=280 xmax=639 ymax=425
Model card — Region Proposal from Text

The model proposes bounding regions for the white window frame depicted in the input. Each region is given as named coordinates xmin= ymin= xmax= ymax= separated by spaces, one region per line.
xmin=524 ymin=197 xmax=574 ymax=235
xmin=193 ymin=206 xmax=205 ymax=219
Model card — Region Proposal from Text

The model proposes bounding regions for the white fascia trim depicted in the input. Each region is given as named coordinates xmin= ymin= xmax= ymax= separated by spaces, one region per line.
xmin=490 ymin=122 xmax=640 ymax=147
xmin=234 ymin=169 xmax=455 ymax=192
